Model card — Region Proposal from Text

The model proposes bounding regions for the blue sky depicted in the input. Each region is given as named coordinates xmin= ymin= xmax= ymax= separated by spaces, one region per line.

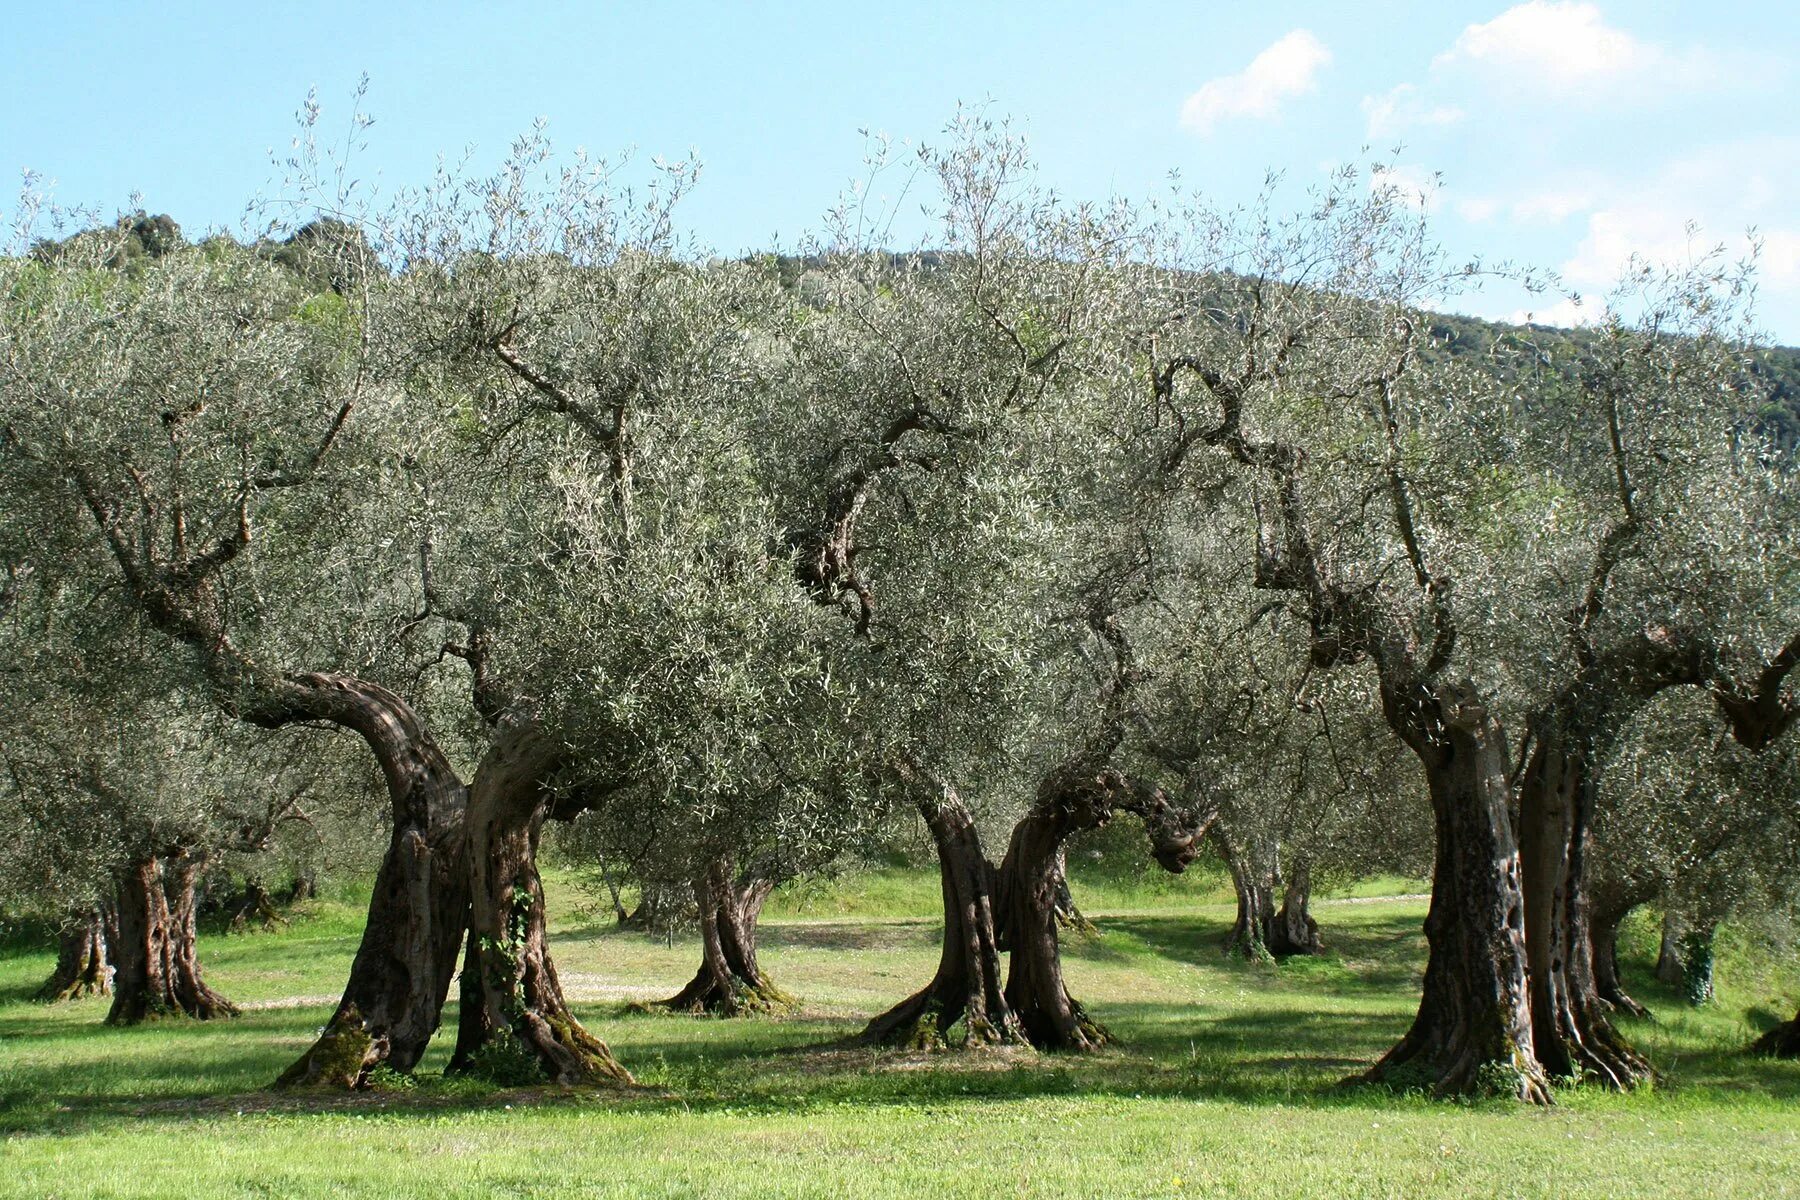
xmin=3 ymin=2 xmax=1797 ymax=338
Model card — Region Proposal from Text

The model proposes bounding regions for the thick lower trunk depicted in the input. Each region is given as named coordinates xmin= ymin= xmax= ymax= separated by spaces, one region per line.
xmin=1223 ymin=854 xmax=1276 ymax=961
xmin=1272 ymin=860 xmax=1323 ymax=956
xmin=35 ymin=910 xmax=110 ymax=1002
xmin=165 ymin=854 xmax=238 ymax=1019
xmin=1359 ymin=688 xmax=1550 ymax=1103
xmin=1000 ymin=793 xmax=1112 ymax=1051
xmin=106 ymin=855 xmax=233 ymax=1023
xmin=660 ymin=858 xmax=791 ymax=1016
xmin=107 ymin=858 xmax=175 ymax=1025
xmin=272 ymin=675 xmax=469 ymax=1090
xmin=860 ymin=789 xmax=1022 ymax=1049
xmin=1518 ymin=730 xmax=1650 ymax=1089
xmin=448 ymin=721 xmax=630 ymax=1085
xmin=1753 ymin=1007 xmax=1800 ymax=1057
xmin=1590 ymin=902 xmax=1648 ymax=1018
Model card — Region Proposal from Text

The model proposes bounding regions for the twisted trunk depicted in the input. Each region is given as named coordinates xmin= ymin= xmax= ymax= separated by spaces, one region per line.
xmin=273 ymin=675 xmax=470 ymax=1090
xmin=1358 ymin=687 xmax=1550 ymax=1103
xmin=1000 ymin=789 xmax=1113 ymax=1051
xmin=1590 ymin=899 xmax=1648 ymax=1018
xmin=660 ymin=857 xmax=790 ymax=1016
xmin=1214 ymin=826 xmax=1276 ymax=960
xmin=1272 ymin=858 xmax=1323 ymax=957
xmin=860 ymin=787 xmax=1022 ymax=1048
xmin=1517 ymin=728 xmax=1650 ymax=1089
xmin=35 ymin=909 xmax=110 ymax=1003
xmin=448 ymin=720 xmax=630 ymax=1084
xmin=107 ymin=857 xmax=175 ymax=1025
xmin=164 ymin=852 xmax=238 ymax=1020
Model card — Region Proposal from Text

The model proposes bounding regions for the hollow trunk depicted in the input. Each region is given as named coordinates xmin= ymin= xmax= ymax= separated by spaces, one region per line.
xmin=1358 ymin=687 xmax=1550 ymax=1103
xmin=660 ymin=857 xmax=791 ymax=1016
xmin=272 ymin=675 xmax=470 ymax=1090
xmin=448 ymin=720 xmax=630 ymax=1085
xmin=999 ymin=789 xmax=1112 ymax=1051
xmin=860 ymin=787 xmax=1023 ymax=1049
xmin=1589 ymin=900 xmax=1647 ymax=1018
xmin=35 ymin=909 xmax=110 ymax=1003
xmin=1517 ymin=728 xmax=1650 ymax=1089
xmin=163 ymin=852 xmax=238 ymax=1020
xmin=1654 ymin=910 xmax=1685 ymax=985
xmin=1272 ymin=859 xmax=1323 ymax=957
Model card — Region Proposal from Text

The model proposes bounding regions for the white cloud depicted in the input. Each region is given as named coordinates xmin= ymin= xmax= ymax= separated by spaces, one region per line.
xmin=1180 ymin=31 xmax=1332 ymax=136
xmin=1365 ymin=4 xmax=1733 ymax=138
xmin=1552 ymin=140 xmax=1800 ymax=306
xmin=1362 ymin=83 xmax=1464 ymax=140
xmin=1436 ymin=2 xmax=1656 ymax=88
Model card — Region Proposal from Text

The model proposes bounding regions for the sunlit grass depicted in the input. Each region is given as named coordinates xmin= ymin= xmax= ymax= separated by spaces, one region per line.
xmin=1 ymin=874 xmax=1796 ymax=1199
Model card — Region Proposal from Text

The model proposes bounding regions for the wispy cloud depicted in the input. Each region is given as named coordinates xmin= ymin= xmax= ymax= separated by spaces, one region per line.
xmin=1180 ymin=31 xmax=1332 ymax=137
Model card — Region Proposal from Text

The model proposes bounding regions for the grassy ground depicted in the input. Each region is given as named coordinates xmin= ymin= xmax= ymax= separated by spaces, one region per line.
xmin=1 ymin=874 xmax=1797 ymax=1199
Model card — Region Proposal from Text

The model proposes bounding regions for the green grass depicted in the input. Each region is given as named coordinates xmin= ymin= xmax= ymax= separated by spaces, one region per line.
xmin=1 ymin=877 xmax=1797 ymax=1199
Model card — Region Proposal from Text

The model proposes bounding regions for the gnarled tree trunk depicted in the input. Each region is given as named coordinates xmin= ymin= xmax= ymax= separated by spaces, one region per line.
xmin=164 ymin=851 xmax=238 ymax=1020
xmin=998 ymin=767 xmax=1201 ymax=1051
xmin=1358 ymin=687 xmax=1550 ymax=1103
xmin=1000 ymin=787 xmax=1113 ymax=1051
xmin=1518 ymin=727 xmax=1650 ymax=1089
xmin=273 ymin=675 xmax=470 ymax=1090
xmin=860 ymin=786 xmax=1022 ymax=1049
xmin=448 ymin=720 xmax=630 ymax=1085
xmin=1272 ymin=858 xmax=1323 ymax=957
xmin=660 ymin=857 xmax=790 ymax=1016
xmin=1589 ymin=894 xmax=1648 ymax=1018
xmin=1214 ymin=825 xmax=1276 ymax=960
xmin=35 ymin=908 xmax=111 ymax=1003
xmin=106 ymin=854 xmax=234 ymax=1023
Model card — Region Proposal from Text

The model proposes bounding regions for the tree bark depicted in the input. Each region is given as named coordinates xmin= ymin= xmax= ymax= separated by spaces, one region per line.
xmin=1589 ymin=900 xmax=1648 ymax=1018
xmin=107 ymin=857 xmax=175 ymax=1025
xmin=1517 ymin=727 xmax=1650 ymax=1089
xmin=164 ymin=852 xmax=238 ymax=1020
xmin=999 ymin=786 xmax=1114 ymax=1051
xmin=1213 ymin=825 xmax=1276 ymax=960
xmin=447 ymin=720 xmax=630 ymax=1085
xmin=1272 ymin=858 xmax=1323 ymax=957
xmin=659 ymin=857 xmax=792 ymax=1016
xmin=1358 ymin=686 xmax=1551 ymax=1103
xmin=35 ymin=909 xmax=110 ymax=1003
xmin=272 ymin=675 xmax=470 ymax=1090
xmin=106 ymin=855 xmax=234 ymax=1023
xmin=859 ymin=786 xmax=1023 ymax=1049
